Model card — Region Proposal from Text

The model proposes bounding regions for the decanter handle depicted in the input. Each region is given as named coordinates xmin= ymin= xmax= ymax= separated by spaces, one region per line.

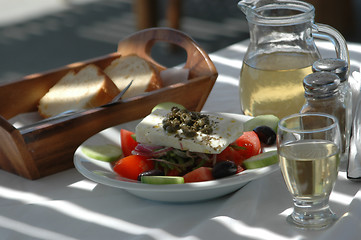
xmin=312 ymin=23 xmax=350 ymax=76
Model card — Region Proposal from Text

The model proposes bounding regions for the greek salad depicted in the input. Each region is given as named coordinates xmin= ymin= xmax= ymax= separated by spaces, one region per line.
xmin=81 ymin=103 xmax=279 ymax=184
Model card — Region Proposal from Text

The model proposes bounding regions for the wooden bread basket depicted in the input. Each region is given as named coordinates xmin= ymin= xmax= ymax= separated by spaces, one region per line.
xmin=0 ymin=27 xmax=218 ymax=179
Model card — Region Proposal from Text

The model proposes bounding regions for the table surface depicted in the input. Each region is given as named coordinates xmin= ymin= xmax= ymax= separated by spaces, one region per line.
xmin=1 ymin=40 xmax=361 ymax=240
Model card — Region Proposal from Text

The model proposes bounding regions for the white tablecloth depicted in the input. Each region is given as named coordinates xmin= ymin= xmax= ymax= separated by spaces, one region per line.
xmin=1 ymin=40 xmax=361 ymax=240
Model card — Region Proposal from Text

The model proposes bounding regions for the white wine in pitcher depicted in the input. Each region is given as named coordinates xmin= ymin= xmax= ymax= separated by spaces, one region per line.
xmin=239 ymin=52 xmax=316 ymax=119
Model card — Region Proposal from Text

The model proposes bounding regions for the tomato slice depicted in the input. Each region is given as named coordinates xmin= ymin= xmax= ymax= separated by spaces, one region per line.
xmin=183 ymin=167 xmax=214 ymax=183
xmin=217 ymin=131 xmax=261 ymax=166
xmin=233 ymin=131 xmax=261 ymax=164
xmin=113 ymin=155 xmax=154 ymax=180
xmin=217 ymin=146 xmax=242 ymax=163
xmin=120 ymin=129 xmax=138 ymax=157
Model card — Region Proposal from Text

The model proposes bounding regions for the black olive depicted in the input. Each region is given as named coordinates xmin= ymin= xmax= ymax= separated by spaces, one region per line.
xmin=137 ymin=169 xmax=165 ymax=181
xmin=253 ymin=125 xmax=276 ymax=145
xmin=212 ymin=161 xmax=237 ymax=179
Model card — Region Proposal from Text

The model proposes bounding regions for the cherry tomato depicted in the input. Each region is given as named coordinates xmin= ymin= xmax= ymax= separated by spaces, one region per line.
xmin=217 ymin=146 xmax=242 ymax=163
xmin=234 ymin=131 xmax=261 ymax=164
xmin=113 ymin=155 xmax=154 ymax=180
xmin=217 ymin=131 xmax=261 ymax=166
xmin=120 ymin=129 xmax=138 ymax=157
xmin=183 ymin=167 xmax=214 ymax=183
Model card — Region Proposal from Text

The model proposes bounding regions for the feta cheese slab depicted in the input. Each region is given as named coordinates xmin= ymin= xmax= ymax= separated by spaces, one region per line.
xmin=135 ymin=109 xmax=244 ymax=154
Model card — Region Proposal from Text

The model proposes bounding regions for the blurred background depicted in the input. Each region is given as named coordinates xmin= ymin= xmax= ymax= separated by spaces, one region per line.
xmin=0 ymin=0 xmax=360 ymax=84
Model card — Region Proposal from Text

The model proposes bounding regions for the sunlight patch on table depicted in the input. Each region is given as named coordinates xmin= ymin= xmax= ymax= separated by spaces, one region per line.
xmin=227 ymin=43 xmax=248 ymax=53
xmin=68 ymin=180 xmax=97 ymax=191
xmin=210 ymin=55 xmax=243 ymax=69
xmin=315 ymin=40 xmax=337 ymax=57
xmin=38 ymin=200 xmax=200 ymax=240
xmin=0 ymin=186 xmax=50 ymax=204
xmin=350 ymin=59 xmax=361 ymax=70
xmin=212 ymin=216 xmax=301 ymax=240
xmin=0 ymin=215 xmax=77 ymax=240
xmin=215 ymin=75 xmax=238 ymax=87
xmin=0 ymin=185 xmax=199 ymax=240
xmin=330 ymin=191 xmax=354 ymax=206
xmin=279 ymin=207 xmax=293 ymax=217
xmin=348 ymin=43 xmax=361 ymax=53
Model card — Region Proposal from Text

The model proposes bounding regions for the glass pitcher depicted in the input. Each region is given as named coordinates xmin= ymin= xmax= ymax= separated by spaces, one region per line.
xmin=238 ymin=0 xmax=349 ymax=119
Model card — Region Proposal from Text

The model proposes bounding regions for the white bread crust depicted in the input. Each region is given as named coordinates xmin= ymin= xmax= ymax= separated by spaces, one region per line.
xmin=104 ymin=54 xmax=162 ymax=98
xmin=38 ymin=64 xmax=120 ymax=118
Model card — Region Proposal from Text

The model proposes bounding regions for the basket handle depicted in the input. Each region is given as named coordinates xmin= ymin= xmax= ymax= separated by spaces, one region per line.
xmin=117 ymin=27 xmax=217 ymax=78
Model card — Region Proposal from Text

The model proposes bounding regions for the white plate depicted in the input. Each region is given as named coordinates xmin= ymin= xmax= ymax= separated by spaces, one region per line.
xmin=73 ymin=113 xmax=279 ymax=203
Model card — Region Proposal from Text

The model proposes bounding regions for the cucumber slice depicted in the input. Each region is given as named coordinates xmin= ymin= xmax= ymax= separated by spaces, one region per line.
xmin=243 ymin=150 xmax=278 ymax=169
xmin=141 ymin=176 xmax=185 ymax=185
xmin=244 ymin=115 xmax=280 ymax=132
xmin=81 ymin=144 xmax=122 ymax=162
xmin=151 ymin=102 xmax=186 ymax=112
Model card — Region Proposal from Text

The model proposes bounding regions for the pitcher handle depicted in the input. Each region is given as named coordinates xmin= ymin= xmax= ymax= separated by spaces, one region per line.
xmin=312 ymin=23 xmax=350 ymax=76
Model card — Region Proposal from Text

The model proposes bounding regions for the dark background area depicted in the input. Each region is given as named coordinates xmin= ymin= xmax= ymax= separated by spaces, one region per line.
xmin=0 ymin=0 xmax=360 ymax=83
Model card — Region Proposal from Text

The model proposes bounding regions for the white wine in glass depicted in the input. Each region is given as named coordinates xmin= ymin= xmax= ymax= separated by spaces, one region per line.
xmin=277 ymin=113 xmax=341 ymax=229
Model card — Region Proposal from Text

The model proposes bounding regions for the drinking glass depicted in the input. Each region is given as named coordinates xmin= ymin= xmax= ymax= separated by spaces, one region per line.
xmin=277 ymin=113 xmax=341 ymax=229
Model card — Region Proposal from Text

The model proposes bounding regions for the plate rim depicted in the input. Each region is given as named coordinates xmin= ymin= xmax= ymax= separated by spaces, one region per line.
xmin=74 ymin=151 xmax=278 ymax=192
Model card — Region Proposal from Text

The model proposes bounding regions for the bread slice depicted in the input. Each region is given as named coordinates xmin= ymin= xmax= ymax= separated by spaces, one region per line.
xmin=104 ymin=54 xmax=162 ymax=99
xmin=38 ymin=64 xmax=120 ymax=118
